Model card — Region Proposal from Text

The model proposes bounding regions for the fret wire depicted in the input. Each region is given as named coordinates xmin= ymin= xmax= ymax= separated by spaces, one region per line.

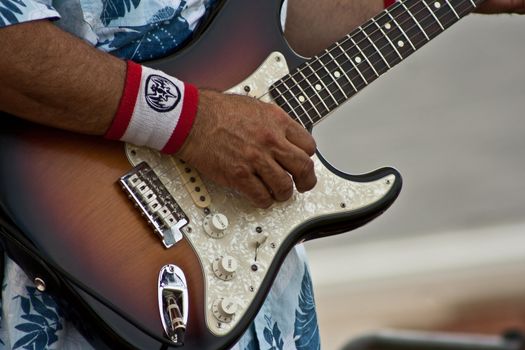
xmin=335 ymin=42 xmax=369 ymax=85
xmin=408 ymin=3 xmax=444 ymax=39
xmin=421 ymin=0 xmax=445 ymax=30
xmin=272 ymin=94 xmax=294 ymax=116
xmin=450 ymin=0 xmax=476 ymax=16
xmin=358 ymin=25 xmax=391 ymax=69
xmin=290 ymin=69 xmax=327 ymax=116
xmin=319 ymin=51 xmax=349 ymax=99
xmin=392 ymin=0 xmax=434 ymax=48
xmin=305 ymin=60 xmax=339 ymax=108
xmin=399 ymin=0 xmax=430 ymax=40
xmin=292 ymin=0 xmax=474 ymax=123
xmin=271 ymin=0 xmax=476 ymax=95
xmin=443 ymin=0 xmax=461 ymax=18
xmin=370 ymin=17 xmax=403 ymax=61
xmin=295 ymin=66 xmax=331 ymax=113
xmin=271 ymin=85 xmax=306 ymax=128
xmin=468 ymin=0 xmax=477 ymax=7
xmin=348 ymin=34 xmax=379 ymax=77
xmin=309 ymin=58 xmax=344 ymax=106
xmin=360 ymin=21 xmax=401 ymax=69
xmin=274 ymin=0 xmax=466 ymax=97
xmin=431 ymin=0 xmax=463 ymax=31
xmin=269 ymin=0 xmax=477 ymax=123
xmin=288 ymin=74 xmax=320 ymax=123
xmin=385 ymin=7 xmax=417 ymax=51
xmin=304 ymin=6 xmax=472 ymax=126
xmin=271 ymin=1 xmax=399 ymax=94
xmin=296 ymin=85 xmax=324 ymax=121
xmin=270 ymin=0 xmax=408 ymax=93
xmin=280 ymin=79 xmax=313 ymax=127
xmin=325 ymin=47 xmax=358 ymax=92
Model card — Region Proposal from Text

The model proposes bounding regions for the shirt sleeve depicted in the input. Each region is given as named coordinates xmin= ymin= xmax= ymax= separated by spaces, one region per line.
xmin=0 ymin=0 xmax=60 ymax=28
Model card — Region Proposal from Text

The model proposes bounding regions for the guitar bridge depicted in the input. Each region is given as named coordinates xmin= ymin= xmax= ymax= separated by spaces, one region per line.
xmin=119 ymin=162 xmax=189 ymax=248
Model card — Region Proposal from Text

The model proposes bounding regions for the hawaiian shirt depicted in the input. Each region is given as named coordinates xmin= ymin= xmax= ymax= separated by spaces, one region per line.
xmin=0 ymin=0 xmax=320 ymax=349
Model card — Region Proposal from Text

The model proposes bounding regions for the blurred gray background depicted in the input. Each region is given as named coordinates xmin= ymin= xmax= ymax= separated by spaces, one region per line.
xmin=304 ymin=14 xmax=525 ymax=350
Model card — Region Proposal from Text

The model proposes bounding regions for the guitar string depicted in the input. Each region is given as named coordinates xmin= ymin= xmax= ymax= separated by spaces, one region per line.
xmin=270 ymin=0 xmax=472 ymax=118
xmin=268 ymin=0 xmax=475 ymax=125
xmin=150 ymin=163 xmax=209 ymax=206
xmin=158 ymin=160 xmax=206 ymax=194
xmin=291 ymin=1 xmax=472 ymax=124
xmin=147 ymin=1 xmax=476 ymax=206
xmin=261 ymin=1 xmax=458 ymax=127
xmin=286 ymin=0 xmax=477 ymax=126
xmin=269 ymin=0 xmax=409 ymax=93
xmin=269 ymin=1 xmax=405 ymax=96
xmin=270 ymin=0 xmax=475 ymax=96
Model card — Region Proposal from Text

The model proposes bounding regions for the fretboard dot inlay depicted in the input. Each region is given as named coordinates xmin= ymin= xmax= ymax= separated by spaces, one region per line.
xmin=269 ymin=0 xmax=477 ymax=126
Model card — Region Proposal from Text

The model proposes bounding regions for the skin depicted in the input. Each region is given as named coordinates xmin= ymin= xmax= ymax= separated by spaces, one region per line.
xmin=0 ymin=0 xmax=523 ymax=208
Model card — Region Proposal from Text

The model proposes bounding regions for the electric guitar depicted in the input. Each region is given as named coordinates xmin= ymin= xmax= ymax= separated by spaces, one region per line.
xmin=0 ymin=0 xmax=483 ymax=348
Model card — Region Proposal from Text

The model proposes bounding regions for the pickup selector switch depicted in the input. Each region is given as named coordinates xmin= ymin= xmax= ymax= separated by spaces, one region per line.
xmin=212 ymin=255 xmax=238 ymax=280
xmin=212 ymin=297 xmax=238 ymax=323
xmin=203 ymin=213 xmax=229 ymax=238
xmin=253 ymin=231 xmax=269 ymax=246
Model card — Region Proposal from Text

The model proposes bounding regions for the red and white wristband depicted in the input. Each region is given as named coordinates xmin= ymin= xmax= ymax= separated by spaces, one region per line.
xmin=105 ymin=61 xmax=199 ymax=154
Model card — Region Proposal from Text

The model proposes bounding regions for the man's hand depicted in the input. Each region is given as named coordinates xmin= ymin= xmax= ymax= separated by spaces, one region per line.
xmin=476 ymin=0 xmax=525 ymax=13
xmin=177 ymin=90 xmax=317 ymax=208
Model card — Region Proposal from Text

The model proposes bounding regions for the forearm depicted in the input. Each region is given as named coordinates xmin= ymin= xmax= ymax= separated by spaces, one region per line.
xmin=0 ymin=20 xmax=125 ymax=135
xmin=285 ymin=0 xmax=383 ymax=57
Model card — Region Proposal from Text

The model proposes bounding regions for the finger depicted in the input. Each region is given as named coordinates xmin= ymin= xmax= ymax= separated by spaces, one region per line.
xmin=274 ymin=142 xmax=317 ymax=193
xmin=255 ymin=158 xmax=294 ymax=202
xmin=285 ymin=121 xmax=317 ymax=156
xmin=236 ymin=172 xmax=274 ymax=208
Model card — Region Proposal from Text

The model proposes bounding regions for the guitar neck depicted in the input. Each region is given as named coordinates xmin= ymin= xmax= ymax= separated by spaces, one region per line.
xmin=270 ymin=0 xmax=485 ymax=128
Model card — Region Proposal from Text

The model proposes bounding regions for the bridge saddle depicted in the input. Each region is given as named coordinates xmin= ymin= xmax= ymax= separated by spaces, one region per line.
xmin=119 ymin=162 xmax=189 ymax=248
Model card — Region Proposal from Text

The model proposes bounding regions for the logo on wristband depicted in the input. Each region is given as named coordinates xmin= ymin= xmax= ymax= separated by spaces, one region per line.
xmin=145 ymin=74 xmax=181 ymax=112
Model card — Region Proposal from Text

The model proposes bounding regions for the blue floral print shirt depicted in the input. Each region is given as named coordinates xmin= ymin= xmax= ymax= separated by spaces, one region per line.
xmin=0 ymin=0 xmax=320 ymax=349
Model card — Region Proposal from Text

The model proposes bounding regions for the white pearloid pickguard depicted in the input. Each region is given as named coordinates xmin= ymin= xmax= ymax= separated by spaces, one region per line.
xmin=125 ymin=52 xmax=396 ymax=336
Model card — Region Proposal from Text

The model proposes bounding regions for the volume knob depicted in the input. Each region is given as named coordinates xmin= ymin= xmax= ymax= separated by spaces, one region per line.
xmin=212 ymin=255 xmax=238 ymax=281
xmin=203 ymin=213 xmax=229 ymax=238
xmin=212 ymin=297 xmax=238 ymax=323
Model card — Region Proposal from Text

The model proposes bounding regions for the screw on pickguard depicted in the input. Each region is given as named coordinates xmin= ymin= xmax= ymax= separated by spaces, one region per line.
xmin=119 ymin=162 xmax=189 ymax=248
xmin=172 ymin=158 xmax=211 ymax=208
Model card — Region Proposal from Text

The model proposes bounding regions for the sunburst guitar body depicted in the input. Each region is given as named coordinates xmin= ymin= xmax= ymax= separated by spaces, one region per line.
xmin=0 ymin=0 xmax=480 ymax=347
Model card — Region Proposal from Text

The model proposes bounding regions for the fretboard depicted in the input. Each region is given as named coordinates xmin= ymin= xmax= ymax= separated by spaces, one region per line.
xmin=270 ymin=0 xmax=485 ymax=129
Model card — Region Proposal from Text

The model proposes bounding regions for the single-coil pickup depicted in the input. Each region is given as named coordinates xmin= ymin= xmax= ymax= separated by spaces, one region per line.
xmin=120 ymin=162 xmax=189 ymax=248
xmin=173 ymin=159 xmax=211 ymax=208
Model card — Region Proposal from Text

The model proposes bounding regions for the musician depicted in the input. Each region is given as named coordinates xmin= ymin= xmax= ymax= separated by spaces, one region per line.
xmin=0 ymin=0 xmax=522 ymax=348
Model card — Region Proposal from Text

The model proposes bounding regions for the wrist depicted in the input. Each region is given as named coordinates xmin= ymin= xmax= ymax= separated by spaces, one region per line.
xmin=105 ymin=61 xmax=199 ymax=154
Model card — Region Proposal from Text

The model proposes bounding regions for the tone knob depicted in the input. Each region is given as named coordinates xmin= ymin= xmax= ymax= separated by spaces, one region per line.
xmin=212 ymin=297 xmax=238 ymax=323
xmin=203 ymin=213 xmax=229 ymax=238
xmin=212 ymin=255 xmax=238 ymax=281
